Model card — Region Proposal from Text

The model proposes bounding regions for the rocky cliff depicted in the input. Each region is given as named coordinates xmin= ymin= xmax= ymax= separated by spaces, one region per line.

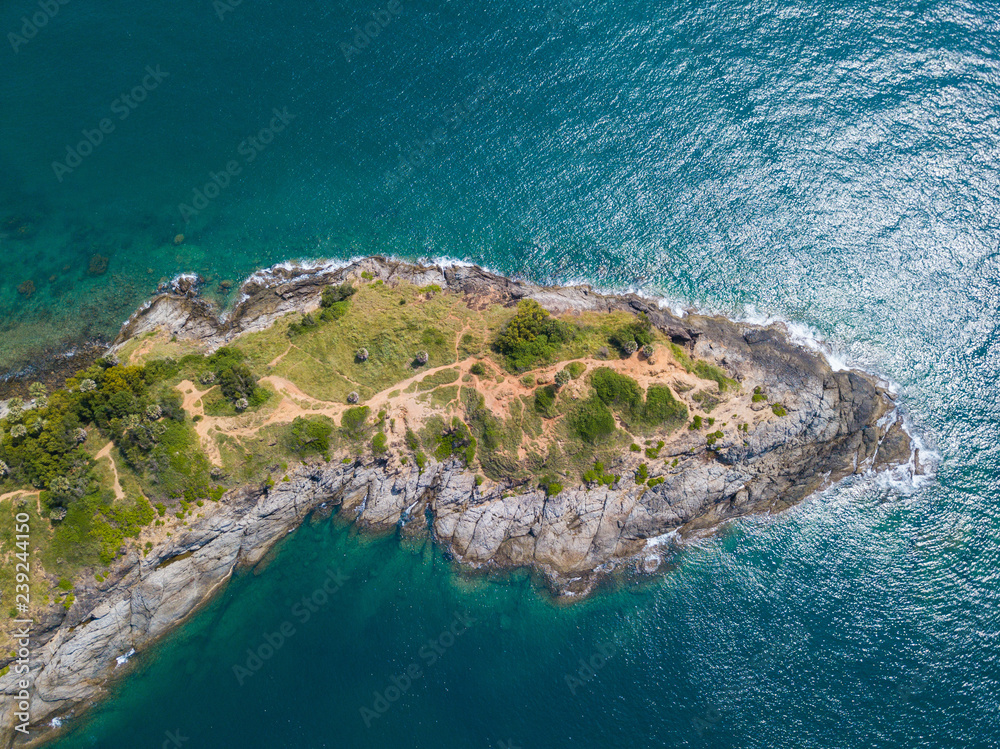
xmin=0 ymin=257 xmax=918 ymax=747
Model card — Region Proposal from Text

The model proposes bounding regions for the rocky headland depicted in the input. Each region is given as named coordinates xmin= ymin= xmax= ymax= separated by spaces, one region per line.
xmin=0 ymin=257 xmax=918 ymax=747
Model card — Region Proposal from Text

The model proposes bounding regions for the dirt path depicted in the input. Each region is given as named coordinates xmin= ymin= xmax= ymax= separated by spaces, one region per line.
xmin=94 ymin=443 xmax=126 ymax=500
xmin=0 ymin=489 xmax=42 ymax=514
xmin=178 ymin=347 xmax=759 ymax=468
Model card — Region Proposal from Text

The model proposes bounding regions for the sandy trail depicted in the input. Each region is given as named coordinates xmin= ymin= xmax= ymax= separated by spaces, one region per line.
xmin=94 ymin=443 xmax=126 ymax=500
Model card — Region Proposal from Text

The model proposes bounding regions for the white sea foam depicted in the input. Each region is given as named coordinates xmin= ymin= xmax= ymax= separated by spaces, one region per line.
xmin=115 ymin=648 xmax=136 ymax=667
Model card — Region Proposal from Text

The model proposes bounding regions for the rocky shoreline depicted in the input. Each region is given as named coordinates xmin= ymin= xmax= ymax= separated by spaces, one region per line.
xmin=0 ymin=257 xmax=919 ymax=747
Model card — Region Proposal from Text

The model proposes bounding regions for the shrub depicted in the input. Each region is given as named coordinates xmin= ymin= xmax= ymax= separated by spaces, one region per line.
xmin=287 ymin=313 xmax=318 ymax=336
xmin=641 ymin=344 xmax=654 ymax=358
xmin=647 ymin=477 xmax=665 ymax=488
xmin=689 ymin=415 xmax=703 ymax=430
xmin=405 ymin=428 xmax=420 ymax=451
xmin=289 ymin=417 xmax=333 ymax=455
xmin=534 ymin=385 xmax=558 ymax=417
xmin=566 ymin=362 xmax=586 ymax=379
xmin=693 ymin=361 xmax=738 ymax=391
xmin=356 ymin=348 xmax=369 ymax=362
xmin=321 ymin=282 xmax=356 ymax=307
xmin=415 ymin=351 xmax=429 ymax=365
xmin=234 ymin=397 xmax=249 ymax=412
xmin=554 ymin=369 xmax=571 ymax=388
xmin=79 ymin=379 xmax=97 ymax=393
xmin=636 ymin=463 xmax=649 ymax=483
xmin=493 ymin=299 xmax=572 ymax=371
xmin=642 ymin=385 xmax=688 ymax=428
xmin=414 ymin=452 xmax=428 ymax=471
xmin=470 ymin=362 xmax=486 ymax=377
xmin=546 ymin=482 xmax=563 ymax=496
xmin=630 ymin=443 xmax=641 ymax=452
xmin=590 ymin=368 xmax=642 ymax=413
xmin=145 ymin=404 xmax=162 ymax=420
xmin=372 ymin=432 xmax=388 ymax=454
xmin=752 ymin=392 xmax=767 ymax=403
xmin=570 ymin=397 xmax=616 ymax=443
xmin=610 ymin=314 xmax=653 ymax=354
xmin=347 ymin=391 xmax=360 ymax=404
xmin=341 ymin=406 xmax=370 ymax=441
xmin=771 ymin=403 xmax=787 ymax=416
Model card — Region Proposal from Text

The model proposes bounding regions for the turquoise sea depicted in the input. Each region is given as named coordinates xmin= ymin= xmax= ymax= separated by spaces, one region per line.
xmin=2 ymin=0 xmax=997 ymax=745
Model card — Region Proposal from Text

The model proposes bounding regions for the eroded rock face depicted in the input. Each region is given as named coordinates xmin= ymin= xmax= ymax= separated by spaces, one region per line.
xmin=0 ymin=257 xmax=917 ymax=747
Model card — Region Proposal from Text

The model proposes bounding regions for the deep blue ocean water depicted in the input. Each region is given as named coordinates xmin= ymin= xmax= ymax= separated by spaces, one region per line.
xmin=2 ymin=0 xmax=998 ymax=745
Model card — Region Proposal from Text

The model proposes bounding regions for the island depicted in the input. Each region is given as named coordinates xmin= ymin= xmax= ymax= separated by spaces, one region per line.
xmin=0 ymin=257 xmax=916 ymax=746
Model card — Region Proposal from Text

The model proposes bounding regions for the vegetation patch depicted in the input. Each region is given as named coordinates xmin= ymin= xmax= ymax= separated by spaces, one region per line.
xmin=288 ymin=417 xmax=333 ymax=456
xmin=493 ymin=299 xmax=574 ymax=372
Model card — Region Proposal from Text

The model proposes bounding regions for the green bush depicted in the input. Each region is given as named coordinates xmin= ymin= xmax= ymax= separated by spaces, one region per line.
xmin=610 ymin=313 xmax=653 ymax=354
xmin=692 ymin=361 xmax=738 ymax=391
xmin=590 ymin=368 xmax=643 ymax=412
xmin=630 ymin=443 xmax=641 ymax=452
xmin=289 ymin=417 xmax=333 ymax=455
xmin=689 ymin=415 xmax=703 ymax=430
xmin=372 ymin=432 xmax=389 ymax=454
xmin=493 ymin=299 xmax=573 ymax=371
xmin=771 ymin=403 xmax=787 ymax=416
xmin=533 ymin=385 xmax=558 ymax=417
xmin=642 ymin=385 xmax=688 ymax=428
xmin=321 ymin=282 xmax=356 ymax=307
xmin=636 ymin=463 xmax=649 ymax=483
xmin=589 ymin=369 xmax=687 ymax=430
xmin=341 ymin=406 xmax=370 ymax=441
xmin=546 ymin=482 xmax=563 ymax=496
xmin=566 ymin=362 xmax=587 ymax=379
xmin=405 ymin=428 xmax=420 ymax=451
xmin=570 ymin=397 xmax=616 ymax=443
xmin=287 ymin=313 xmax=319 ymax=336
xmin=469 ymin=362 xmax=486 ymax=377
